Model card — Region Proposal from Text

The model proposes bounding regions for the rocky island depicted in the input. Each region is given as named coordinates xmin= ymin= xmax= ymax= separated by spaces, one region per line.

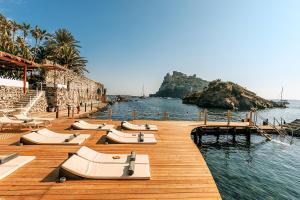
xmin=183 ymin=79 xmax=285 ymax=110
xmin=150 ymin=71 xmax=209 ymax=98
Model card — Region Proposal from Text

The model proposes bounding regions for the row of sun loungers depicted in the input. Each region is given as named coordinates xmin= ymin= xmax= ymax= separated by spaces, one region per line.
xmin=20 ymin=128 xmax=157 ymax=145
xmin=1 ymin=121 xmax=157 ymax=180
xmin=70 ymin=120 xmax=157 ymax=131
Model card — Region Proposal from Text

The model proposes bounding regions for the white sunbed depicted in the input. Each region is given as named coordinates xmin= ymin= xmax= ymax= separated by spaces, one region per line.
xmin=109 ymin=129 xmax=155 ymax=138
xmin=0 ymin=154 xmax=35 ymax=180
xmin=37 ymin=128 xmax=90 ymax=140
xmin=106 ymin=131 xmax=157 ymax=144
xmin=20 ymin=129 xmax=90 ymax=145
xmin=71 ymin=120 xmax=114 ymax=130
xmin=0 ymin=115 xmax=23 ymax=124
xmin=14 ymin=114 xmax=54 ymax=124
xmin=76 ymin=146 xmax=149 ymax=164
xmin=0 ymin=115 xmax=44 ymax=130
xmin=121 ymin=121 xmax=158 ymax=131
xmin=60 ymin=154 xmax=150 ymax=180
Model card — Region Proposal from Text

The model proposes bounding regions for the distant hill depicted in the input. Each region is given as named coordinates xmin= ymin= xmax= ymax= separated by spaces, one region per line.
xmin=183 ymin=79 xmax=285 ymax=110
xmin=150 ymin=71 xmax=209 ymax=98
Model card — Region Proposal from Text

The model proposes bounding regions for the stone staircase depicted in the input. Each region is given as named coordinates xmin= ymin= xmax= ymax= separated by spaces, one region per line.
xmin=13 ymin=90 xmax=44 ymax=114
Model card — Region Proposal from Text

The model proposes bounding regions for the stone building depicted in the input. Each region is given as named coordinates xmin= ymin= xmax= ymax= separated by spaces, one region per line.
xmin=0 ymin=51 xmax=106 ymax=114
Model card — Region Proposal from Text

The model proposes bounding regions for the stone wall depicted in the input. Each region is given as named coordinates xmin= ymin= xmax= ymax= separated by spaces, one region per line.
xmin=0 ymin=86 xmax=24 ymax=108
xmin=44 ymin=69 xmax=105 ymax=109
xmin=29 ymin=92 xmax=48 ymax=113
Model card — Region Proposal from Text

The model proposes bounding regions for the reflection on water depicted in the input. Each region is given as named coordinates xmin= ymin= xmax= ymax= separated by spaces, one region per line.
xmin=199 ymin=134 xmax=300 ymax=200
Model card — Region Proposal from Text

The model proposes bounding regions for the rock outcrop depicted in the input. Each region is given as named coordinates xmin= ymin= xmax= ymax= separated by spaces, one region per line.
xmin=150 ymin=71 xmax=209 ymax=98
xmin=183 ymin=80 xmax=284 ymax=110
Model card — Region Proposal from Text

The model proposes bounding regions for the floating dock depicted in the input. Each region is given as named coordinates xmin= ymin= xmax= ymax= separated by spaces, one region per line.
xmin=0 ymin=119 xmax=222 ymax=200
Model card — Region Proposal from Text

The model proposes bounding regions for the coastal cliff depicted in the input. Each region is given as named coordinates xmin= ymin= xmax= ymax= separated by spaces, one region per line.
xmin=150 ymin=71 xmax=209 ymax=98
xmin=183 ymin=80 xmax=283 ymax=110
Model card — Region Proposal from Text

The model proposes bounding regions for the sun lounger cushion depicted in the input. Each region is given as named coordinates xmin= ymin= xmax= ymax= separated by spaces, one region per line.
xmin=0 ymin=156 xmax=35 ymax=180
xmin=106 ymin=132 xmax=157 ymax=144
xmin=61 ymin=154 xmax=150 ymax=179
xmin=109 ymin=129 xmax=155 ymax=138
xmin=0 ymin=116 xmax=23 ymax=124
xmin=37 ymin=129 xmax=89 ymax=140
xmin=121 ymin=121 xmax=158 ymax=131
xmin=14 ymin=114 xmax=54 ymax=122
xmin=75 ymin=146 xmax=149 ymax=164
xmin=71 ymin=120 xmax=114 ymax=130
xmin=21 ymin=131 xmax=89 ymax=145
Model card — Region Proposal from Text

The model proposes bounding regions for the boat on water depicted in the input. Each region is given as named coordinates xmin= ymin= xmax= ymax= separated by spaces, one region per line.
xmin=139 ymin=85 xmax=147 ymax=99
xmin=279 ymin=87 xmax=289 ymax=106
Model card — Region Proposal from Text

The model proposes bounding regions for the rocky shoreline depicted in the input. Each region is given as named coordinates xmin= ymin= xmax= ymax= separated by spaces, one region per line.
xmin=183 ymin=80 xmax=286 ymax=110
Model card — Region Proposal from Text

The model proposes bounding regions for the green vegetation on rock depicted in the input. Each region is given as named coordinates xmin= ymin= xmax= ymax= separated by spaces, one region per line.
xmin=150 ymin=71 xmax=209 ymax=98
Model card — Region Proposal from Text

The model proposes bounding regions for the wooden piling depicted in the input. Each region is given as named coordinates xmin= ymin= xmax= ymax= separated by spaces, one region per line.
xmin=249 ymin=111 xmax=253 ymax=125
xmin=232 ymin=127 xmax=236 ymax=143
xmin=108 ymin=109 xmax=112 ymax=120
xmin=132 ymin=110 xmax=136 ymax=120
xmin=163 ymin=112 xmax=169 ymax=121
xmin=204 ymin=109 xmax=207 ymax=125
xmin=216 ymin=127 xmax=220 ymax=142
xmin=84 ymin=103 xmax=87 ymax=112
xmin=246 ymin=127 xmax=251 ymax=143
xmin=67 ymin=106 xmax=70 ymax=117
xmin=71 ymin=107 xmax=74 ymax=118
xmin=56 ymin=106 xmax=59 ymax=118
xmin=227 ymin=110 xmax=231 ymax=126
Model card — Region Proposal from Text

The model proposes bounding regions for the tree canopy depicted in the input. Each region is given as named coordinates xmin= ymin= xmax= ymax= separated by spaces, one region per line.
xmin=0 ymin=13 xmax=88 ymax=75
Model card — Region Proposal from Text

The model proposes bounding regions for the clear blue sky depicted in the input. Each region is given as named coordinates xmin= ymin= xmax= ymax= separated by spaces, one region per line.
xmin=1 ymin=0 xmax=300 ymax=99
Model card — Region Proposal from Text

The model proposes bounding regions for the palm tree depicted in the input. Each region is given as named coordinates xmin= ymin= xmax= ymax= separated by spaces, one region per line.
xmin=11 ymin=20 xmax=20 ymax=43
xmin=21 ymin=22 xmax=31 ymax=41
xmin=46 ymin=28 xmax=88 ymax=75
xmin=0 ymin=14 xmax=89 ymax=75
xmin=59 ymin=46 xmax=88 ymax=74
xmin=31 ymin=25 xmax=50 ymax=61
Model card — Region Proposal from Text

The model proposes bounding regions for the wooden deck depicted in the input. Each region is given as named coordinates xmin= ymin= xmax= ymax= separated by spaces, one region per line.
xmin=192 ymin=121 xmax=280 ymax=131
xmin=0 ymin=119 xmax=221 ymax=200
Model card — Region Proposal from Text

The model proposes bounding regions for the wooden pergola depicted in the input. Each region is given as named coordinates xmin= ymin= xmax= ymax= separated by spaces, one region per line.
xmin=0 ymin=51 xmax=65 ymax=95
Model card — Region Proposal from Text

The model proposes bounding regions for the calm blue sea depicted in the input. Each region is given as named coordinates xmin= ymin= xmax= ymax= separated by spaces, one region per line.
xmin=93 ymin=97 xmax=300 ymax=200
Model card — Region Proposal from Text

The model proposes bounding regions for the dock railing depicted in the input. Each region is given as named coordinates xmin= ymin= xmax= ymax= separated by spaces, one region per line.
xmin=98 ymin=108 xmax=254 ymax=124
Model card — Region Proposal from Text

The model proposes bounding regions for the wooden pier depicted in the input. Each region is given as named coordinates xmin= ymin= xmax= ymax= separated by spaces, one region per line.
xmin=0 ymin=119 xmax=222 ymax=200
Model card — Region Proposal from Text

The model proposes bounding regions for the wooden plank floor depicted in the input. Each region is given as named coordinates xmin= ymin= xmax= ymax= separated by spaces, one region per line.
xmin=0 ymin=119 xmax=221 ymax=200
